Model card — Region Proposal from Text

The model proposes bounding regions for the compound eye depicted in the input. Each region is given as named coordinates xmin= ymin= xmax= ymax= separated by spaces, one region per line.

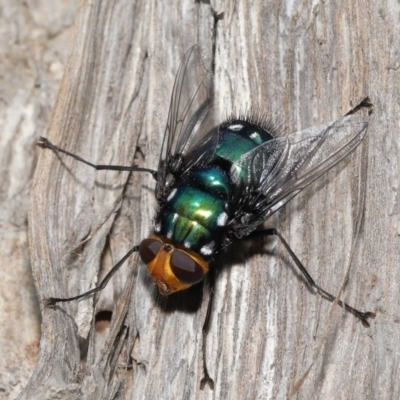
xmin=170 ymin=250 xmax=205 ymax=285
xmin=139 ymin=238 xmax=163 ymax=264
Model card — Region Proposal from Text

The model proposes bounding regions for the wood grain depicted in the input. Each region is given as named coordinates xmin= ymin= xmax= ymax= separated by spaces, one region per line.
xmin=4 ymin=1 xmax=398 ymax=399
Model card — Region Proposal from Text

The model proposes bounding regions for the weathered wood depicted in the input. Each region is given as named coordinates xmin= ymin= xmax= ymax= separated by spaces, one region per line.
xmin=0 ymin=1 xmax=78 ymax=399
xmin=8 ymin=0 xmax=399 ymax=399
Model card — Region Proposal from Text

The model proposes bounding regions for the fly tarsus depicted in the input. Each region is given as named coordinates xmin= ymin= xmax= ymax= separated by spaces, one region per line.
xmin=359 ymin=311 xmax=376 ymax=328
xmin=345 ymin=97 xmax=373 ymax=116
xmin=343 ymin=306 xmax=376 ymax=328
xmin=37 ymin=136 xmax=56 ymax=150
xmin=200 ymin=373 xmax=215 ymax=391
xmin=43 ymin=297 xmax=58 ymax=308
xmin=314 ymin=284 xmax=376 ymax=327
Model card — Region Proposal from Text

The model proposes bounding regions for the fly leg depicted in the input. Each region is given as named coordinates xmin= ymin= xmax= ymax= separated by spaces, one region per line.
xmin=248 ymin=229 xmax=376 ymax=327
xmin=38 ymin=136 xmax=155 ymax=308
xmin=200 ymin=266 xmax=216 ymax=390
xmin=37 ymin=137 xmax=157 ymax=179
xmin=44 ymin=245 xmax=140 ymax=307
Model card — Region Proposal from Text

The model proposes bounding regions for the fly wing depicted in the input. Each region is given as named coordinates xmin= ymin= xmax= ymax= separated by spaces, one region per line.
xmin=156 ymin=45 xmax=217 ymax=200
xmin=229 ymin=99 xmax=372 ymax=238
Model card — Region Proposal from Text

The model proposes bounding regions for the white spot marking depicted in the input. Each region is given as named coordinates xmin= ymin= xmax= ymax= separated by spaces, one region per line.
xmin=228 ymin=124 xmax=244 ymax=131
xmin=200 ymin=242 xmax=215 ymax=255
xmin=154 ymin=223 xmax=161 ymax=232
xmin=172 ymin=213 xmax=178 ymax=223
xmin=167 ymin=188 xmax=177 ymax=202
xmin=184 ymin=241 xmax=191 ymax=249
xmin=217 ymin=212 xmax=228 ymax=226
xmin=167 ymin=230 xmax=173 ymax=239
xmin=250 ymin=132 xmax=261 ymax=141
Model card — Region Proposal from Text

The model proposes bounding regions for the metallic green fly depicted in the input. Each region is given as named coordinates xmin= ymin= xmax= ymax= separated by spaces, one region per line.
xmin=38 ymin=45 xmax=375 ymax=389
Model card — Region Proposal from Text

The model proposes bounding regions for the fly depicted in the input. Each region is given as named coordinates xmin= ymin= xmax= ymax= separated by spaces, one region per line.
xmin=38 ymin=45 xmax=375 ymax=389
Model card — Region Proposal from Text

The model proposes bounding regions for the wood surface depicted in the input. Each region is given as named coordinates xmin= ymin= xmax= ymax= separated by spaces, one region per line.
xmin=1 ymin=1 xmax=398 ymax=399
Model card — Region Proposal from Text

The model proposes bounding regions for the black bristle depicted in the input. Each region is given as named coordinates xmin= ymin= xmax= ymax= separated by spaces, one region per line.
xmin=222 ymin=107 xmax=285 ymax=138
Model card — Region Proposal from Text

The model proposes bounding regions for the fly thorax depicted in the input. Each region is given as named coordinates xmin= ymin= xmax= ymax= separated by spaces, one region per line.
xmin=155 ymin=167 xmax=232 ymax=254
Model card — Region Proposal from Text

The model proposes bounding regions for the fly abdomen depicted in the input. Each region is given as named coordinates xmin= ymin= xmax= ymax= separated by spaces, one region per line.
xmin=216 ymin=120 xmax=275 ymax=163
xmin=213 ymin=120 xmax=276 ymax=186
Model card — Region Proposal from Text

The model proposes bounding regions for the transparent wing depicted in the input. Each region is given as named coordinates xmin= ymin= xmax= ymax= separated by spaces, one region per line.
xmin=156 ymin=45 xmax=217 ymax=200
xmin=230 ymin=99 xmax=372 ymax=238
